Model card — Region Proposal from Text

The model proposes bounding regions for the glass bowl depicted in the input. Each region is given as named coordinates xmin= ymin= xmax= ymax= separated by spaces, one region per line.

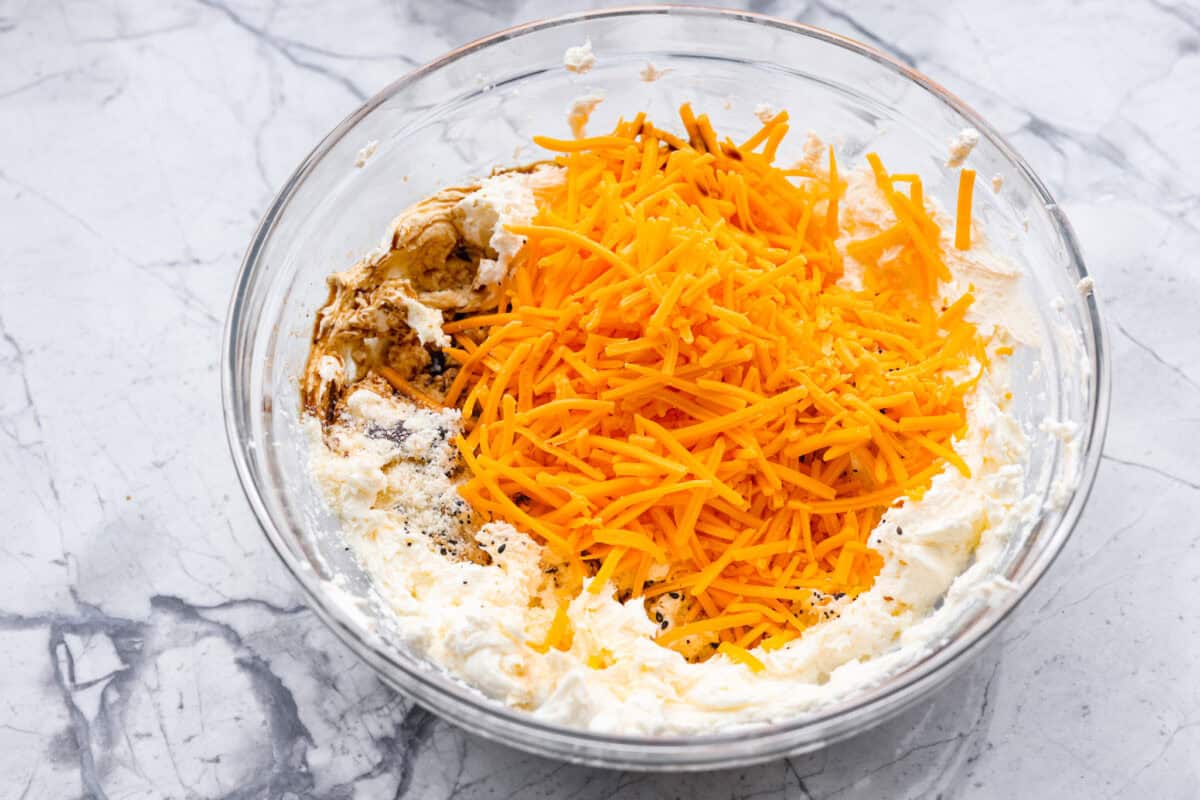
xmin=222 ymin=7 xmax=1108 ymax=770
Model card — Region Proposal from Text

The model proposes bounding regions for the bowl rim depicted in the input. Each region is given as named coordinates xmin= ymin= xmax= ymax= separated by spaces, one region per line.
xmin=221 ymin=3 xmax=1111 ymax=760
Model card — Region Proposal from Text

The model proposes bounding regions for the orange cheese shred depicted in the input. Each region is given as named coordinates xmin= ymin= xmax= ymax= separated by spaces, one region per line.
xmin=445 ymin=105 xmax=986 ymax=658
xmin=955 ymin=168 xmax=976 ymax=250
xmin=717 ymin=641 xmax=766 ymax=672
xmin=529 ymin=600 xmax=574 ymax=654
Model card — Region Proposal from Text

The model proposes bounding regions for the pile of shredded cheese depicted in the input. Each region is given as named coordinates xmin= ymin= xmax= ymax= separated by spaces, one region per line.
xmin=441 ymin=105 xmax=984 ymax=663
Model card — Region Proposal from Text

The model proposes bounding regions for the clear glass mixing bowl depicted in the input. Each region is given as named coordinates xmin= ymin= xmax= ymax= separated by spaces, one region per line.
xmin=222 ymin=7 xmax=1108 ymax=770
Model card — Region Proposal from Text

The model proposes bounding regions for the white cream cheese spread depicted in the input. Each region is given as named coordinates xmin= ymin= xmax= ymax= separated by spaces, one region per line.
xmin=455 ymin=168 xmax=563 ymax=288
xmin=563 ymin=39 xmax=596 ymax=74
xmin=946 ymin=127 xmax=981 ymax=168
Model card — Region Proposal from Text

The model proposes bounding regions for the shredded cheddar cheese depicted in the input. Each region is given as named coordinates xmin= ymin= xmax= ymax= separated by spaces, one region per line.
xmin=955 ymin=168 xmax=976 ymax=250
xmin=717 ymin=641 xmax=766 ymax=672
xmin=529 ymin=600 xmax=574 ymax=653
xmin=447 ymin=106 xmax=983 ymax=658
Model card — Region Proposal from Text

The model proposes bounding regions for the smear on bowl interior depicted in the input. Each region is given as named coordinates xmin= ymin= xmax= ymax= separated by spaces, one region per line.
xmin=302 ymin=105 xmax=1038 ymax=734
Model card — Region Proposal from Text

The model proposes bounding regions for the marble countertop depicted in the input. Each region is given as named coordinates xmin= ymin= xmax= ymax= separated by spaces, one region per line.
xmin=3 ymin=0 xmax=1197 ymax=797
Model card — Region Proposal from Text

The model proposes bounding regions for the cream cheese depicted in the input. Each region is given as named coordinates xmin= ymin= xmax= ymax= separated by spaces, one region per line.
xmin=383 ymin=165 xmax=565 ymax=347
xmin=946 ymin=127 xmax=980 ymax=168
xmin=455 ymin=165 xmax=564 ymax=288
xmin=563 ymin=39 xmax=596 ymax=74
xmin=568 ymin=93 xmax=604 ymax=138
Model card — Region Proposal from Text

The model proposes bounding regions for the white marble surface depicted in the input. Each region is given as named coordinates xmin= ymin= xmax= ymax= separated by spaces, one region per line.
xmin=2 ymin=0 xmax=1197 ymax=796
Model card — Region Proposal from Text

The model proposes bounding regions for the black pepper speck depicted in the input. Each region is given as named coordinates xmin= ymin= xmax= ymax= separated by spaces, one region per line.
xmin=366 ymin=422 xmax=410 ymax=446
xmin=426 ymin=348 xmax=447 ymax=377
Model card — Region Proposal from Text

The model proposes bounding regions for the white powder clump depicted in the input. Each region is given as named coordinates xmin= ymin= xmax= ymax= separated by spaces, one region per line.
xmin=355 ymin=140 xmax=378 ymax=168
xmin=563 ymin=39 xmax=596 ymax=74
xmin=568 ymin=93 xmax=604 ymax=139
xmin=946 ymin=128 xmax=980 ymax=168
xmin=310 ymin=390 xmax=464 ymax=534
xmin=1076 ymin=276 xmax=1095 ymax=296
